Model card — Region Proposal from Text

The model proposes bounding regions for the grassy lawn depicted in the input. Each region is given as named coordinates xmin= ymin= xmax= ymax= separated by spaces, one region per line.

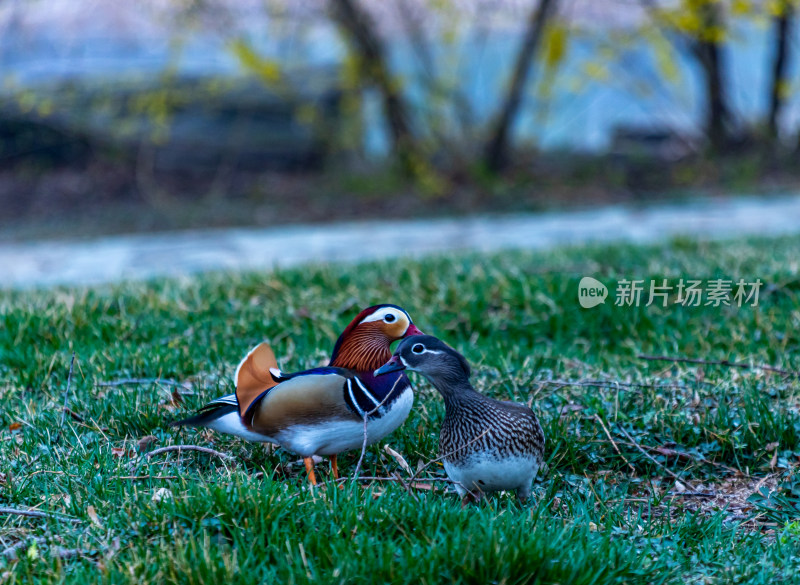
xmin=2 ymin=235 xmax=800 ymax=583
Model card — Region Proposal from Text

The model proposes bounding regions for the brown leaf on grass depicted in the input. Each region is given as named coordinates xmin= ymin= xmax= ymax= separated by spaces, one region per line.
xmin=383 ymin=445 xmax=412 ymax=475
xmin=87 ymin=505 xmax=101 ymax=527
xmin=63 ymin=408 xmax=85 ymax=423
xmin=170 ymin=389 xmax=184 ymax=405
xmin=654 ymin=447 xmax=693 ymax=461
xmin=558 ymin=404 xmax=585 ymax=420
xmin=8 ymin=422 xmax=22 ymax=431
xmin=137 ymin=435 xmax=158 ymax=452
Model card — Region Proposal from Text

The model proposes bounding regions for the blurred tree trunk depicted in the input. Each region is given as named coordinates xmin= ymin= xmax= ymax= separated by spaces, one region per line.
xmin=330 ymin=0 xmax=417 ymax=173
xmin=483 ymin=0 xmax=557 ymax=173
xmin=691 ymin=1 xmax=729 ymax=153
xmin=766 ymin=1 xmax=794 ymax=141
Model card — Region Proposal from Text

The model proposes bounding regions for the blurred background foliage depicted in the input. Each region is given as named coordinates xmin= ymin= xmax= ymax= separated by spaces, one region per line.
xmin=1 ymin=0 xmax=799 ymax=236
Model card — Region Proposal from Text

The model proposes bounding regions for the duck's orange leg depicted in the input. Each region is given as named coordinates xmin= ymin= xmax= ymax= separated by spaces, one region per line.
xmin=331 ymin=455 xmax=339 ymax=480
xmin=303 ymin=457 xmax=318 ymax=486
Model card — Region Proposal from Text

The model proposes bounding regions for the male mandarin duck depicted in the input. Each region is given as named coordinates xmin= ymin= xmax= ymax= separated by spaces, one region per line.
xmin=376 ymin=335 xmax=544 ymax=504
xmin=172 ymin=304 xmax=423 ymax=484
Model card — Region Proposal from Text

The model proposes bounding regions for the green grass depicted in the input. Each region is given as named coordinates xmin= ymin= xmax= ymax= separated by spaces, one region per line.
xmin=2 ymin=235 xmax=800 ymax=583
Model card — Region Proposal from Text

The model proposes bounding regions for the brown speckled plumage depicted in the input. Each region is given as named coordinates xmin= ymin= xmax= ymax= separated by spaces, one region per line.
xmin=377 ymin=335 xmax=545 ymax=502
xmin=439 ymin=391 xmax=545 ymax=466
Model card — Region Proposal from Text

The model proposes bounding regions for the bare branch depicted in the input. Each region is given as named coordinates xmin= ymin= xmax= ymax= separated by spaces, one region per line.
xmin=142 ymin=445 xmax=236 ymax=461
xmin=351 ymin=375 xmax=404 ymax=481
xmin=594 ymin=414 xmax=636 ymax=474
xmin=617 ymin=426 xmax=683 ymax=482
xmin=2 ymin=537 xmax=46 ymax=559
xmin=484 ymin=0 xmax=558 ymax=171
xmin=539 ymin=378 xmax=695 ymax=391
xmin=96 ymin=378 xmax=191 ymax=389
xmin=637 ymin=354 xmax=797 ymax=378
xmin=2 ymin=537 xmax=97 ymax=561
xmin=0 ymin=507 xmax=82 ymax=524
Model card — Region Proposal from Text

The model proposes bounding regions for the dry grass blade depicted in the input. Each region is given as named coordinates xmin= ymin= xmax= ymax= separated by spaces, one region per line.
xmin=53 ymin=351 xmax=75 ymax=444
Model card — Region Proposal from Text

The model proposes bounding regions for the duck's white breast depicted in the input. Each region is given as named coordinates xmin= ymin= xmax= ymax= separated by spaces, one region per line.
xmin=276 ymin=388 xmax=414 ymax=456
xmin=444 ymin=454 xmax=540 ymax=496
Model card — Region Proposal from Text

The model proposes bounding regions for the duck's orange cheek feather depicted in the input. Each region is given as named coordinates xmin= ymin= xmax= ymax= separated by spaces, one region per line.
xmin=378 ymin=318 xmax=412 ymax=339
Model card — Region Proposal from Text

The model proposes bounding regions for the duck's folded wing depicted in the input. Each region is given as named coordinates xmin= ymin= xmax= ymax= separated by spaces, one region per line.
xmin=235 ymin=342 xmax=280 ymax=417
xmin=244 ymin=368 xmax=356 ymax=436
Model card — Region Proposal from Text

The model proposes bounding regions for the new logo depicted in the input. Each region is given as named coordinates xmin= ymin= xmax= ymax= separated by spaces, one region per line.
xmin=578 ymin=277 xmax=608 ymax=308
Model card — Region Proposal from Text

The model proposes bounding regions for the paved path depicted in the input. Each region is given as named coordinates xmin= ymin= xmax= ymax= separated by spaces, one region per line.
xmin=2 ymin=194 xmax=800 ymax=289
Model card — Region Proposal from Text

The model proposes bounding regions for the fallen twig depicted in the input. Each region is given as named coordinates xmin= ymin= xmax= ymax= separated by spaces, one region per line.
xmin=622 ymin=441 xmax=743 ymax=476
xmin=142 ymin=445 xmax=236 ymax=461
xmin=2 ymin=537 xmax=46 ymax=559
xmin=391 ymin=471 xmax=419 ymax=502
xmin=540 ymin=379 xmax=696 ymax=391
xmin=637 ymin=354 xmax=798 ymax=378
xmin=325 ymin=475 xmax=454 ymax=489
xmin=0 ymin=506 xmax=82 ymax=524
xmin=351 ymin=376 xmax=404 ymax=481
xmin=594 ymin=414 xmax=636 ymax=474
xmin=96 ymin=378 xmax=193 ymax=391
xmin=617 ymin=426 xmax=683 ymax=482
xmin=63 ymin=407 xmax=85 ymax=423
xmin=666 ymin=491 xmax=736 ymax=499
xmin=1 ymin=538 xmax=96 ymax=561
xmin=53 ymin=352 xmax=76 ymax=444
xmin=113 ymin=475 xmax=179 ymax=481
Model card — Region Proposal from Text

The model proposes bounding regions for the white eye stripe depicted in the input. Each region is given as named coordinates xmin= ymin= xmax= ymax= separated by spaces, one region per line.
xmin=359 ymin=307 xmax=406 ymax=324
xmin=410 ymin=347 xmax=442 ymax=356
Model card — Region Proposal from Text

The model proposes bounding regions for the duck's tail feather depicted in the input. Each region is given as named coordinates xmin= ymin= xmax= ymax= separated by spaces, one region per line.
xmin=169 ymin=395 xmax=238 ymax=428
xmin=235 ymin=342 xmax=280 ymax=419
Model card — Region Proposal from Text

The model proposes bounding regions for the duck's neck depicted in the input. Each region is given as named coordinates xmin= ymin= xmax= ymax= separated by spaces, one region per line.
xmin=331 ymin=332 xmax=409 ymax=416
xmin=428 ymin=373 xmax=485 ymax=414
xmin=330 ymin=331 xmax=392 ymax=372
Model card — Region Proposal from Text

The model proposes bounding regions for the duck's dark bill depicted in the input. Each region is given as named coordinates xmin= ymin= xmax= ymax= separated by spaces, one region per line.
xmin=374 ymin=357 xmax=406 ymax=376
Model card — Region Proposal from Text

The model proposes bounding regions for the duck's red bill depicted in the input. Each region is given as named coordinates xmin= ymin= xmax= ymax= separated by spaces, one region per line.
xmin=405 ymin=323 xmax=423 ymax=337
xmin=374 ymin=355 xmax=406 ymax=376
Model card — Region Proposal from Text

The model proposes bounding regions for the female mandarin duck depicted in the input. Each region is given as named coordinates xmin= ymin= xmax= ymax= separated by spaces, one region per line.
xmin=172 ymin=304 xmax=422 ymax=484
xmin=376 ymin=335 xmax=544 ymax=504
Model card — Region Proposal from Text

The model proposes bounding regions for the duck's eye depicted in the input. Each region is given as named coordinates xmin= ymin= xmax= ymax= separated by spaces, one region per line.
xmin=411 ymin=343 xmax=424 ymax=354
xmin=384 ymin=313 xmax=397 ymax=323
